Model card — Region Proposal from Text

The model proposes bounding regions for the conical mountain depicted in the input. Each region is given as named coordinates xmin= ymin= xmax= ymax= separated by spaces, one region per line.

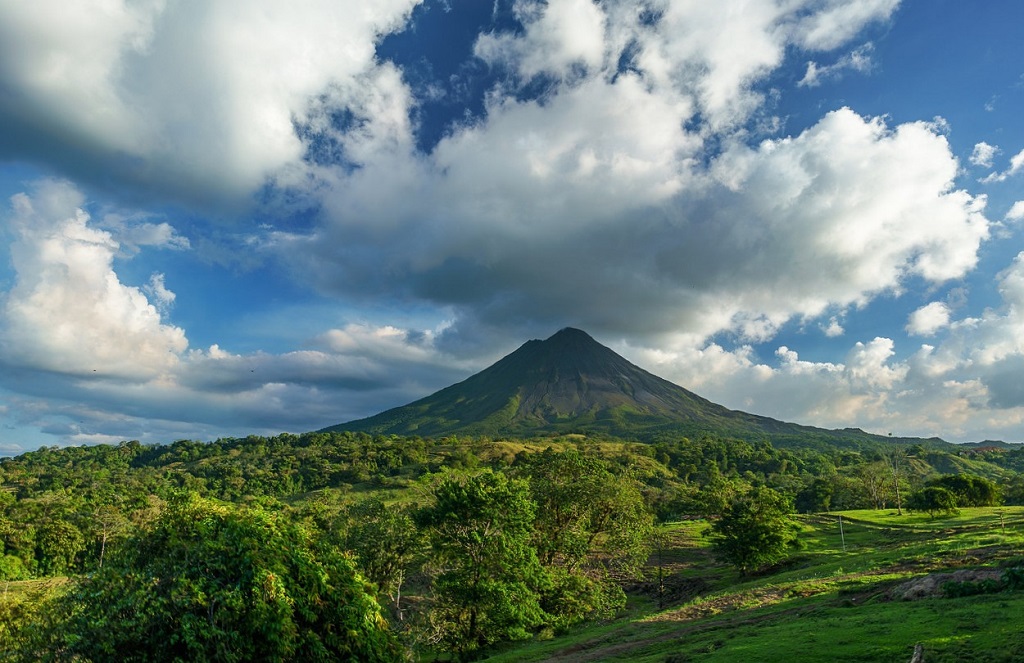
xmin=325 ymin=328 xmax=891 ymax=445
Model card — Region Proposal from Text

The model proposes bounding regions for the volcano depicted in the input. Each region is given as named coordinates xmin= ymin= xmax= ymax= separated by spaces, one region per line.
xmin=324 ymin=328 xmax=897 ymax=446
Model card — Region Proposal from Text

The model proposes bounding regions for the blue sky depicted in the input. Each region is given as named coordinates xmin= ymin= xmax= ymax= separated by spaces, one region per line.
xmin=1 ymin=0 xmax=1023 ymax=454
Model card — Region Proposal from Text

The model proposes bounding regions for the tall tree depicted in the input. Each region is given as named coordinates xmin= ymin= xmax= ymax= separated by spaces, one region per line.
xmin=857 ymin=462 xmax=891 ymax=510
xmin=515 ymin=449 xmax=652 ymax=573
xmin=343 ymin=497 xmax=426 ymax=621
xmin=514 ymin=449 xmax=652 ymax=629
xmin=418 ymin=471 xmax=548 ymax=657
xmin=887 ymin=448 xmax=907 ymax=515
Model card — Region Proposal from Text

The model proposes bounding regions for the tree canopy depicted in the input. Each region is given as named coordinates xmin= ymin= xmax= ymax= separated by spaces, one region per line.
xmin=708 ymin=486 xmax=800 ymax=576
xmin=19 ymin=494 xmax=402 ymax=662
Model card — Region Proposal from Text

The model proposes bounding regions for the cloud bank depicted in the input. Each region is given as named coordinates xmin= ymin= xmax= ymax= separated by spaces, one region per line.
xmin=1 ymin=0 xmax=1023 ymax=448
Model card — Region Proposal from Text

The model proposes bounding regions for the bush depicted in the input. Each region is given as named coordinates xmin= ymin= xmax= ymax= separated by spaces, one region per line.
xmin=907 ymin=486 xmax=959 ymax=518
xmin=1002 ymin=567 xmax=1024 ymax=591
xmin=0 ymin=555 xmax=29 ymax=581
xmin=942 ymin=578 xmax=1002 ymax=598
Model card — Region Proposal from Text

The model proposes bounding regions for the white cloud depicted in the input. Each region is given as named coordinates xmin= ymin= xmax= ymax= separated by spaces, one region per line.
xmin=608 ymin=246 xmax=1024 ymax=442
xmin=0 ymin=183 xmax=473 ymax=449
xmin=981 ymin=147 xmax=1024 ymax=183
xmin=821 ymin=317 xmax=845 ymax=337
xmin=114 ymin=221 xmax=191 ymax=255
xmin=1 ymin=180 xmax=188 ymax=379
xmin=799 ymin=42 xmax=875 ymax=87
xmin=0 ymin=0 xmax=421 ymax=205
xmin=143 ymin=273 xmax=176 ymax=315
xmin=1007 ymin=201 xmax=1024 ymax=222
xmin=294 ymin=97 xmax=990 ymax=347
xmin=906 ymin=301 xmax=951 ymax=336
xmin=787 ymin=0 xmax=900 ymax=51
xmin=623 ymin=324 xmax=1022 ymax=442
xmin=475 ymin=0 xmax=606 ymax=81
xmin=970 ymin=141 xmax=999 ymax=168
xmin=470 ymin=0 xmax=900 ymax=135
xmin=845 ymin=337 xmax=907 ymax=391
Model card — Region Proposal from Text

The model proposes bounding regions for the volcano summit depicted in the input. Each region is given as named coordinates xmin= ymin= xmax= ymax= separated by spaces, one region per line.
xmin=325 ymin=328 xmax=895 ymax=446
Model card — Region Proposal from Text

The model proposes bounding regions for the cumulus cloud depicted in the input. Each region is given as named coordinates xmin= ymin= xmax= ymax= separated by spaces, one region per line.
xmin=0 ymin=181 xmax=479 ymax=449
xmin=143 ymin=273 xmax=176 ymax=315
xmin=622 ymin=324 xmax=1021 ymax=443
xmin=821 ymin=317 xmax=845 ymax=337
xmin=474 ymin=0 xmax=606 ymax=81
xmin=906 ymin=302 xmax=951 ymax=336
xmin=970 ymin=141 xmax=999 ymax=168
xmin=636 ymin=251 xmax=1024 ymax=441
xmin=1006 ymin=201 xmax=1024 ymax=222
xmin=266 ymin=1 xmax=979 ymax=350
xmin=297 ymin=106 xmax=988 ymax=346
xmin=5 ymin=0 xmax=1024 ymax=448
xmin=1 ymin=180 xmax=188 ymax=379
xmin=0 ymin=0 xmax=421 ymax=205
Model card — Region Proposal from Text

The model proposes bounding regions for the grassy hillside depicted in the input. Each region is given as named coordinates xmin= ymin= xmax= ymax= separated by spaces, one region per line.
xmin=484 ymin=508 xmax=1024 ymax=662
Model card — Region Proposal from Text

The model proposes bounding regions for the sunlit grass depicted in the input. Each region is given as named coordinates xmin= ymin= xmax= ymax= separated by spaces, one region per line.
xmin=484 ymin=507 xmax=1024 ymax=662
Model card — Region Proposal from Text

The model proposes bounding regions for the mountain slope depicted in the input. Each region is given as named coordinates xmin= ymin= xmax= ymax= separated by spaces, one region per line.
xmin=324 ymin=328 xmax=931 ymax=447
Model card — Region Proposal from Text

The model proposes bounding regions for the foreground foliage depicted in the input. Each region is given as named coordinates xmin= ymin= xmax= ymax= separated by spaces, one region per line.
xmin=2 ymin=432 xmax=1024 ymax=660
xmin=15 ymin=494 xmax=402 ymax=662
xmin=419 ymin=471 xmax=549 ymax=655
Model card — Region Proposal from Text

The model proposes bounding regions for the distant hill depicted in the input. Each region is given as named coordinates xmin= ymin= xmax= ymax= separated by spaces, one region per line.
xmin=325 ymin=328 xmax=944 ymax=449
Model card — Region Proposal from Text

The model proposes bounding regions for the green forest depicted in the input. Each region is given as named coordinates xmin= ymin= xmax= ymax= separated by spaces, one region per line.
xmin=2 ymin=431 xmax=1024 ymax=661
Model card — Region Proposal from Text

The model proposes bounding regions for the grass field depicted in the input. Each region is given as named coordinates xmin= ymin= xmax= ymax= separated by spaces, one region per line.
xmin=484 ymin=507 xmax=1024 ymax=662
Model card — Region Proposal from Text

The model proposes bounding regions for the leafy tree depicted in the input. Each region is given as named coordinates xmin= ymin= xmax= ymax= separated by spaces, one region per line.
xmin=693 ymin=473 xmax=751 ymax=517
xmin=0 ymin=516 xmax=35 ymax=576
xmin=0 ymin=582 xmax=54 ymax=656
xmin=927 ymin=474 xmax=999 ymax=507
xmin=0 ymin=554 xmax=29 ymax=581
xmin=514 ymin=449 xmax=651 ymax=628
xmin=857 ymin=462 xmax=891 ymax=510
xmin=343 ymin=496 xmax=426 ymax=620
xmin=20 ymin=493 xmax=403 ymax=662
xmin=795 ymin=478 xmax=833 ymax=513
xmin=418 ymin=470 xmax=548 ymax=657
xmin=708 ymin=486 xmax=800 ymax=576
xmin=515 ymin=449 xmax=652 ymax=573
xmin=908 ymin=486 xmax=960 ymax=518
xmin=829 ymin=474 xmax=871 ymax=511
xmin=35 ymin=519 xmax=84 ymax=576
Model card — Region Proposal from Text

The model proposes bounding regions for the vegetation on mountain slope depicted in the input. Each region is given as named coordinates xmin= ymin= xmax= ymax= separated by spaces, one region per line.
xmin=325 ymin=328 xmax=943 ymax=450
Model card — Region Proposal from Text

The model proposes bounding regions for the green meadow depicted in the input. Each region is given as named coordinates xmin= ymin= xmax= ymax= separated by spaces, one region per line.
xmin=484 ymin=507 xmax=1024 ymax=663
